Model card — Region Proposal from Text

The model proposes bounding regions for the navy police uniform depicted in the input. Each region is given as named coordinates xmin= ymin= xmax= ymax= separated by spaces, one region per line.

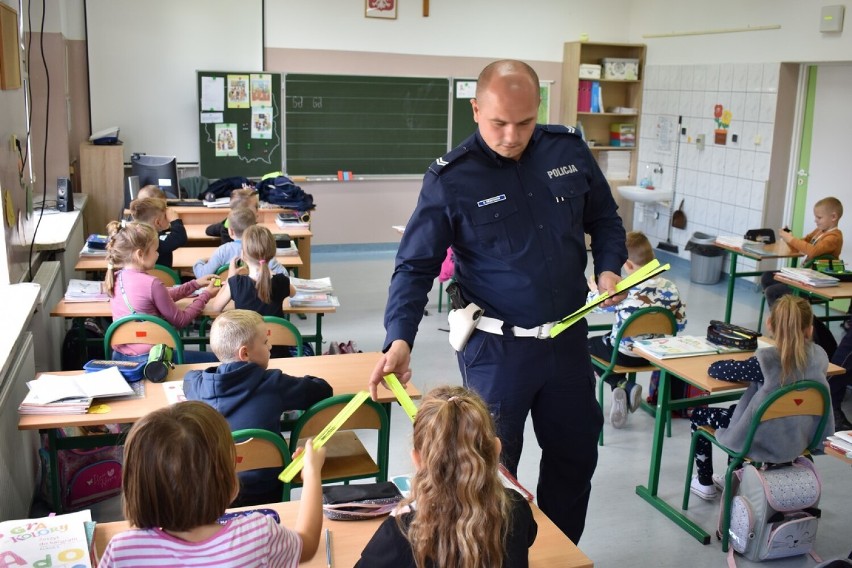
xmin=383 ymin=125 xmax=627 ymax=543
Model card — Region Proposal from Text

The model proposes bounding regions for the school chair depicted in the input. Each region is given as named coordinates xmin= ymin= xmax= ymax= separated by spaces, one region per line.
xmin=757 ymin=254 xmax=836 ymax=333
xmin=681 ymin=380 xmax=830 ymax=552
xmin=215 ymin=262 xmax=248 ymax=277
xmin=147 ymin=264 xmax=181 ymax=287
xmin=263 ymin=316 xmax=303 ymax=356
xmin=232 ymin=428 xmax=292 ymax=502
xmin=589 ymin=306 xmax=678 ymax=446
xmin=103 ymin=314 xmax=185 ymax=364
xmin=287 ymin=394 xmax=389 ymax=487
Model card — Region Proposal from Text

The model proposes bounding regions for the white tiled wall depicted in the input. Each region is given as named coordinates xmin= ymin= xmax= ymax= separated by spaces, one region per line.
xmin=630 ymin=63 xmax=780 ymax=274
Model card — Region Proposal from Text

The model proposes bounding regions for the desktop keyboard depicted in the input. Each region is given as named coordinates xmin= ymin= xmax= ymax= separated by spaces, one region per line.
xmin=167 ymin=200 xmax=205 ymax=207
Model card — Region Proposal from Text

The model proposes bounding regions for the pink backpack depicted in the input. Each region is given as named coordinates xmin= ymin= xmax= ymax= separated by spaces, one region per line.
xmin=39 ymin=425 xmax=124 ymax=511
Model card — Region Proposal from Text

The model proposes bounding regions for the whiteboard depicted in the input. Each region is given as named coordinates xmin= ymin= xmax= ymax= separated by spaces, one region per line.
xmin=85 ymin=0 xmax=263 ymax=163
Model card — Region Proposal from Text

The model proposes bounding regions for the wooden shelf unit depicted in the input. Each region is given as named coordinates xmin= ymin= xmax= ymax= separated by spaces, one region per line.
xmin=79 ymin=143 xmax=125 ymax=236
xmin=562 ymin=41 xmax=646 ymax=229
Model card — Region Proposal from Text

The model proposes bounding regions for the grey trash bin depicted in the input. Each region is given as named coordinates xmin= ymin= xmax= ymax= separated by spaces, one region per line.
xmin=685 ymin=232 xmax=724 ymax=284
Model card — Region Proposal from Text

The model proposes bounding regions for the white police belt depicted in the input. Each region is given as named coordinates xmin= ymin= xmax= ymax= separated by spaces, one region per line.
xmin=476 ymin=315 xmax=557 ymax=339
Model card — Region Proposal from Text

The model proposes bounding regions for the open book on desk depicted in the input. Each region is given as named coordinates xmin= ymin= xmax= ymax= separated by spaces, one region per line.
xmin=20 ymin=367 xmax=134 ymax=414
xmin=633 ymin=335 xmax=771 ymax=360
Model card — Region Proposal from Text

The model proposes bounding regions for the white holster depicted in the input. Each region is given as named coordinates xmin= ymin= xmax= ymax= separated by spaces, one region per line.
xmin=447 ymin=303 xmax=483 ymax=351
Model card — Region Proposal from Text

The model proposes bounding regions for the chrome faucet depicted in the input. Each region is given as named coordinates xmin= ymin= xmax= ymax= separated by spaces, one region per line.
xmin=650 ymin=162 xmax=663 ymax=175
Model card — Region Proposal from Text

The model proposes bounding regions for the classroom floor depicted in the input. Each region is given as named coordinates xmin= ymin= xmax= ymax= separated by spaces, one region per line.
xmin=87 ymin=245 xmax=852 ymax=567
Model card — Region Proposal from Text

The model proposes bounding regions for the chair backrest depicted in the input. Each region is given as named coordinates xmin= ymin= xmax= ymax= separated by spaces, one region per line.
xmin=262 ymin=316 xmax=303 ymax=356
xmin=104 ymin=314 xmax=185 ymax=364
xmin=618 ymin=306 xmax=679 ymax=340
xmin=147 ymin=264 xmax=180 ymax=287
xmin=232 ymin=429 xmax=292 ymax=501
xmin=740 ymin=380 xmax=831 ymax=458
xmin=289 ymin=394 xmax=389 ymax=483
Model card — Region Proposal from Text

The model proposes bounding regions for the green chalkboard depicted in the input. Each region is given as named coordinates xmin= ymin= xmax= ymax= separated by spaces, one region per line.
xmin=284 ymin=74 xmax=450 ymax=176
xmin=197 ymin=71 xmax=282 ymax=179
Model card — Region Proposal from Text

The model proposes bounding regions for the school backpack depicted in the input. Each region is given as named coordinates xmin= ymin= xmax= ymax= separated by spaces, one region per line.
xmin=61 ymin=318 xmax=106 ymax=370
xmin=723 ymin=456 xmax=821 ymax=565
xmin=257 ymin=175 xmax=315 ymax=210
xmin=38 ymin=425 xmax=124 ymax=512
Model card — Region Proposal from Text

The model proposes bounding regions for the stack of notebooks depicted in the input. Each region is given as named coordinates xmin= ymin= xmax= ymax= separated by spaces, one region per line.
xmin=779 ymin=267 xmax=840 ymax=287
xmin=597 ymin=151 xmax=631 ymax=179
xmin=80 ymin=234 xmax=108 ymax=257
xmin=289 ymin=276 xmax=339 ymax=308
xmin=65 ymin=279 xmax=109 ymax=303
xmin=275 ymin=242 xmax=300 ymax=257
xmin=19 ymin=367 xmax=135 ymax=415
xmin=824 ymin=430 xmax=852 ymax=457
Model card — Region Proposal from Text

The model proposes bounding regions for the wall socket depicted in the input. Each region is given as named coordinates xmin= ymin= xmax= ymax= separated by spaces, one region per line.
xmin=695 ymin=133 xmax=705 ymax=150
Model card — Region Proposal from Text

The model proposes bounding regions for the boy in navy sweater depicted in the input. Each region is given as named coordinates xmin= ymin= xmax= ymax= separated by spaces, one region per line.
xmin=184 ymin=309 xmax=332 ymax=505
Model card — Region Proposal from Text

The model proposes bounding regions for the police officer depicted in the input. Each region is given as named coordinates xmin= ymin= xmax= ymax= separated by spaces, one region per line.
xmin=369 ymin=60 xmax=628 ymax=543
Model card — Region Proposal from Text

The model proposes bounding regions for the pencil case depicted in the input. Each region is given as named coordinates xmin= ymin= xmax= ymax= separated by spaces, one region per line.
xmin=706 ymin=321 xmax=760 ymax=350
xmin=322 ymin=482 xmax=402 ymax=521
xmin=83 ymin=359 xmax=146 ymax=382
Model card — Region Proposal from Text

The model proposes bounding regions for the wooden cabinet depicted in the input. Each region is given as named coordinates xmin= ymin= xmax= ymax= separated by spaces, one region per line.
xmin=561 ymin=42 xmax=646 ymax=228
xmin=79 ymin=143 xmax=124 ymax=235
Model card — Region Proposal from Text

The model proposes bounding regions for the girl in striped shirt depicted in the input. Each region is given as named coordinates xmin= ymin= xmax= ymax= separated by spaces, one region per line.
xmin=98 ymin=401 xmax=326 ymax=568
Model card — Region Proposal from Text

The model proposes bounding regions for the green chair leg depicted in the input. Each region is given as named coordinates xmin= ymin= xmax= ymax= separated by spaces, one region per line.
xmin=597 ymin=369 xmax=607 ymax=446
xmin=757 ymin=295 xmax=765 ymax=333
xmin=438 ymin=281 xmax=444 ymax=313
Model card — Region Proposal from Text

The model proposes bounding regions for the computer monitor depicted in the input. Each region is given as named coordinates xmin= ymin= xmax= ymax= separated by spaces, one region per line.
xmin=130 ymin=153 xmax=180 ymax=199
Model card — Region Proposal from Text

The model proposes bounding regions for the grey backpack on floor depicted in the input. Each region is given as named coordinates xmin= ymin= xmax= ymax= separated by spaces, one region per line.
xmin=724 ymin=456 xmax=821 ymax=563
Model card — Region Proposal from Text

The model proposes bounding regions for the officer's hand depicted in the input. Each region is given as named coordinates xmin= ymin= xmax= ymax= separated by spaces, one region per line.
xmin=597 ymin=270 xmax=627 ymax=307
xmin=369 ymin=340 xmax=412 ymax=401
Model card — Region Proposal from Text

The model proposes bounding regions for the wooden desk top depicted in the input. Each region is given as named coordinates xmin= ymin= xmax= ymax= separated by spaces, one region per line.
xmin=714 ymin=239 xmax=802 ymax=261
xmin=92 ymin=499 xmax=592 ymax=568
xmin=824 ymin=444 xmax=852 ymax=464
xmin=75 ymin=246 xmax=302 ymax=272
xmin=184 ymin=222 xmax=312 ymax=242
xmin=52 ymin=296 xmax=335 ymax=319
xmin=773 ymin=274 xmax=852 ymax=300
xmin=636 ymin=345 xmax=845 ymax=393
xmin=18 ymin=353 xmax=411 ymax=431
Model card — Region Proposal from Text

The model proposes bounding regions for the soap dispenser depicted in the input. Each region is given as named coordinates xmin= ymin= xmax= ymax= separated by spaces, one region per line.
xmin=639 ymin=165 xmax=655 ymax=189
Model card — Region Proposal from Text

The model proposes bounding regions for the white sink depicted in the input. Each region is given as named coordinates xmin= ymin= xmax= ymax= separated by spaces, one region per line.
xmin=617 ymin=185 xmax=673 ymax=203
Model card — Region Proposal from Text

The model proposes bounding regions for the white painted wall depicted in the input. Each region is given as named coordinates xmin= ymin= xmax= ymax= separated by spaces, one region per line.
xmin=265 ymin=0 xmax=633 ymax=61
xmin=630 ymin=0 xmax=852 ymax=64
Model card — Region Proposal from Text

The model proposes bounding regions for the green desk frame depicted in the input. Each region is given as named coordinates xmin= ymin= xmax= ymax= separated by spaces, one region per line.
xmin=722 ymin=249 xmax=799 ymax=324
xmin=634 ymin=369 xmax=743 ymax=544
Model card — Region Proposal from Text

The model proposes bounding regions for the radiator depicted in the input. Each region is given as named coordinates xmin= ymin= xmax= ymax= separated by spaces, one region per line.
xmin=0 ymin=333 xmax=38 ymax=521
xmin=28 ymin=261 xmax=65 ymax=374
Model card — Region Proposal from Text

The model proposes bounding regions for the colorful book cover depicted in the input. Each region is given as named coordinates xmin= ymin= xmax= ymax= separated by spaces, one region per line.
xmin=632 ymin=336 xmax=720 ymax=359
xmin=0 ymin=510 xmax=93 ymax=567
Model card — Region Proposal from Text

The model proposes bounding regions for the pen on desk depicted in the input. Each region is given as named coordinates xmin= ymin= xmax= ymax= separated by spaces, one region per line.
xmin=325 ymin=528 xmax=333 ymax=568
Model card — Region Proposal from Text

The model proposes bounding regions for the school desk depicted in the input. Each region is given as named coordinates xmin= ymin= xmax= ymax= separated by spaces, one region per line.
xmin=19 ymin=352 xmax=417 ymax=514
xmin=632 ymin=346 xmax=845 ymax=544
xmin=91 ymin=498 xmax=593 ymax=567
xmin=713 ymin=239 xmax=802 ymax=324
xmin=74 ymin=246 xmax=302 ymax=273
xmin=51 ymin=297 xmax=334 ymax=356
xmin=183 ymin=222 xmax=314 ymax=279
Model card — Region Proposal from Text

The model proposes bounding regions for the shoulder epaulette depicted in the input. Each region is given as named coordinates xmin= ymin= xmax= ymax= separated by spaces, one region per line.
xmin=539 ymin=124 xmax=581 ymax=138
xmin=428 ymin=145 xmax=470 ymax=175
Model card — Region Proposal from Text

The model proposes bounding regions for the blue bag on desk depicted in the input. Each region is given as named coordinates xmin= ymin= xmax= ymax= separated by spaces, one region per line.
xmin=258 ymin=175 xmax=315 ymax=210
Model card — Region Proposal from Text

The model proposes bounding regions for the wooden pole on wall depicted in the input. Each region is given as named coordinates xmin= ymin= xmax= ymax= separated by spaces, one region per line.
xmin=423 ymin=0 xmax=429 ymax=17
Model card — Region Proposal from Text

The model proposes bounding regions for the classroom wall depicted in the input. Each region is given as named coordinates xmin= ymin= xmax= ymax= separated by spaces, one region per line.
xmin=0 ymin=0 xmax=33 ymax=284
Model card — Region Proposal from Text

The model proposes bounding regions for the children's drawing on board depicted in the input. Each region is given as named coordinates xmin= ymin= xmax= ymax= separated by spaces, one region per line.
xmin=215 ymin=124 xmax=238 ymax=156
xmin=227 ymin=74 xmax=249 ymax=109
xmin=250 ymin=74 xmax=272 ymax=107
xmin=251 ymin=108 xmax=273 ymax=139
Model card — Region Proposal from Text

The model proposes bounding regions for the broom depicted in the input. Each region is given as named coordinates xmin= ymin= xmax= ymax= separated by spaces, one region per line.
xmin=657 ymin=115 xmax=682 ymax=254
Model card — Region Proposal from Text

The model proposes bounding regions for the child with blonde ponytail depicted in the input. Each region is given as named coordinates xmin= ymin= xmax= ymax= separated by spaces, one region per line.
xmin=105 ymin=220 xmax=219 ymax=364
xmin=356 ymin=386 xmax=537 ymax=568
xmin=688 ymin=295 xmax=834 ymax=501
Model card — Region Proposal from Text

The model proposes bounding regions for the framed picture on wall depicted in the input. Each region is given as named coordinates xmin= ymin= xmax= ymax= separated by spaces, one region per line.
xmin=365 ymin=0 xmax=396 ymax=19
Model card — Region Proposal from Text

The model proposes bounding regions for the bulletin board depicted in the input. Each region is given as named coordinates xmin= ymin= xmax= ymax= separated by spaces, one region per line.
xmin=197 ymin=71 xmax=282 ymax=179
